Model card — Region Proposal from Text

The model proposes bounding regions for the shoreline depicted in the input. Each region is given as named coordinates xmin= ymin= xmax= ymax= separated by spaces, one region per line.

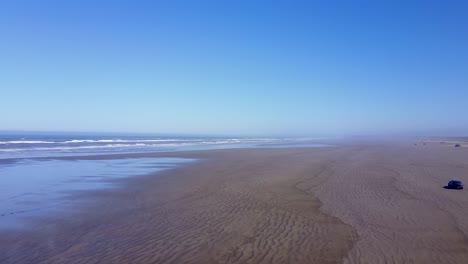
xmin=2 ymin=143 xmax=468 ymax=263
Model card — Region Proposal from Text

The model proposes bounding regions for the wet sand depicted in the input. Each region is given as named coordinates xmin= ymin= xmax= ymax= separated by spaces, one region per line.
xmin=2 ymin=142 xmax=468 ymax=263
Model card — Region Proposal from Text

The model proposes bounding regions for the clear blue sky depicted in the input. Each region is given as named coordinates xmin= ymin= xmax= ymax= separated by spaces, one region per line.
xmin=1 ymin=0 xmax=467 ymax=136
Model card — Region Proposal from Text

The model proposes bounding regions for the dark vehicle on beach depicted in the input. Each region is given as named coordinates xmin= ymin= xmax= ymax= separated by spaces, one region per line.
xmin=447 ymin=180 xmax=463 ymax=189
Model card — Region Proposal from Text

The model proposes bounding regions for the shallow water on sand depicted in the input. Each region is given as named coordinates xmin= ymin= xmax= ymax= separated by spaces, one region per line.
xmin=0 ymin=157 xmax=193 ymax=230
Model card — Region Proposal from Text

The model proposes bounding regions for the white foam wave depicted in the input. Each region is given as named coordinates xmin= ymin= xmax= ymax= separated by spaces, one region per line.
xmin=0 ymin=138 xmax=285 ymax=154
xmin=0 ymin=143 xmax=152 ymax=152
xmin=61 ymin=139 xmax=199 ymax=144
xmin=0 ymin=138 xmax=279 ymax=146
xmin=0 ymin=142 xmax=203 ymax=153
xmin=0 ymin=140 xmax=55 ymax=144
xmin=200 ymin=140 xmax=242 ymax=144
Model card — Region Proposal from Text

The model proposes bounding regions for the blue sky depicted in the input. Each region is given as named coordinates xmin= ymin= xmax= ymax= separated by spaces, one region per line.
xmin=1 ymin=0 xmax=467 ymax=136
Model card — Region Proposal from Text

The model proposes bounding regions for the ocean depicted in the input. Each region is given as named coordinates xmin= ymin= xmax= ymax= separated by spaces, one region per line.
xmin=0 ymin=133 xmax=325 ymax=159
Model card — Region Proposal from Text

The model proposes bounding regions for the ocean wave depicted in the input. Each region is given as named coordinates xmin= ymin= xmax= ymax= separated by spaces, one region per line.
xmin=200 ymin=140 xmax=242 ymax=144
xmin=0 ymin=140 xmax=55 ymax=144
xmin=0 ymin=138 xmax=279 ymax=145
xmin=0 ymin=142 xmax=202 ymax=153
xmin=61 ymin=139 xmax=201 ymax=144
xmin=0 ymin=138 xmax=285 ymax=153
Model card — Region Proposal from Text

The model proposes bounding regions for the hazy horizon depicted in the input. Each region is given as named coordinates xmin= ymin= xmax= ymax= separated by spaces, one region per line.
xmin=1 ymin=1 xmax=467 ymax=136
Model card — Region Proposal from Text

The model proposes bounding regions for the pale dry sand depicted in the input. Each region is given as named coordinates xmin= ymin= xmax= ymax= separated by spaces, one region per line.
xmin=1 ymin=143 xmax=468 ymax=264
